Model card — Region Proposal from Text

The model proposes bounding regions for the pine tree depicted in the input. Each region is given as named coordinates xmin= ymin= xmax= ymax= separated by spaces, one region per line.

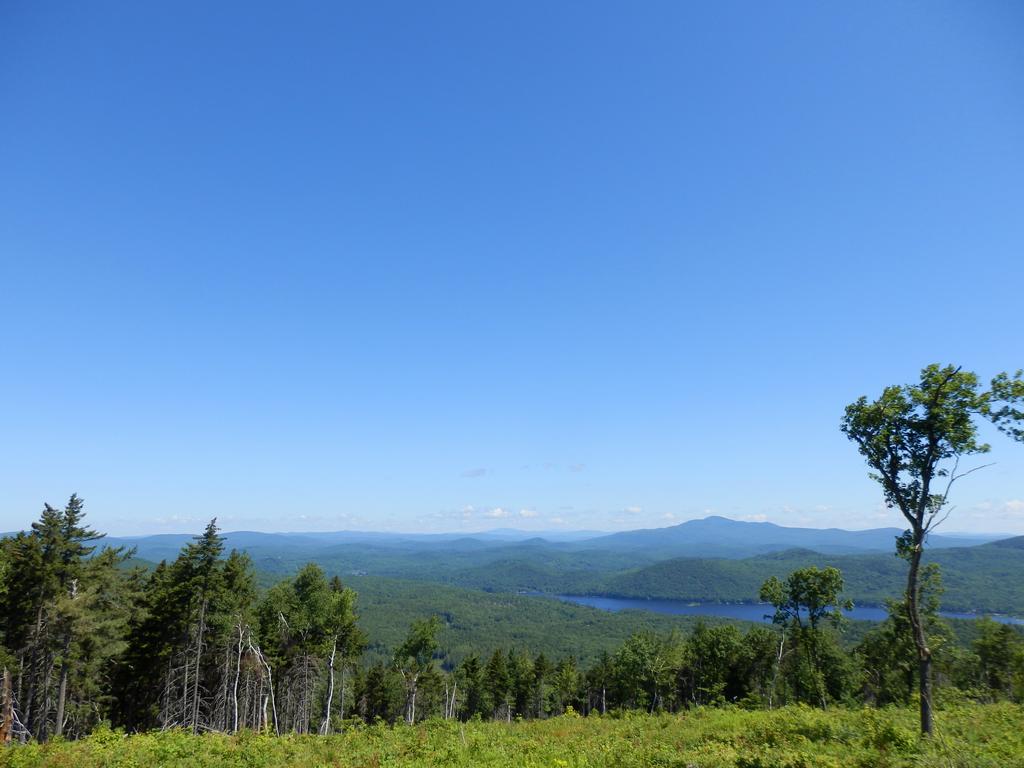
xmin=115 ymin=519 xmax=260 ymax=733
xmin=454 ymin=654 xmax=485 ymax=720
xmin=531 ymin=653 xmax=552 ymax=718
xmin=0 ymin=496 xmax=109 ymax=740
xmin=484 ymin=649 xmax=510 ymax=720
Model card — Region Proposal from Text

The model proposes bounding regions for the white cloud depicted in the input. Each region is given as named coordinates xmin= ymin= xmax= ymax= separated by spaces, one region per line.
xmin=484 ymin=507 xmax=509 ymax=519
xmin=661 ymin=512 xmax=678 ymax=521
xmin=518 ymin=509 xmax=539 ymax=518
xmin=965 ymin=499 xmax=1024 ymax=524
xmin=624 ymin=506 xmax=643 ymax=515
xmin=740 ymin=513 xmax=768 ymax=523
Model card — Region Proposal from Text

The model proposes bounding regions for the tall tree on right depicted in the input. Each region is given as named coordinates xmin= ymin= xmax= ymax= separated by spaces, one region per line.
xmin=841 ymin=364 xmax=1023 ymax=735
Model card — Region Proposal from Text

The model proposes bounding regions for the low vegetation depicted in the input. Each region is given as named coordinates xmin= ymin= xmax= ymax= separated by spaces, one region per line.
xmin=2 ymin=704 xmax=1022 ymax=767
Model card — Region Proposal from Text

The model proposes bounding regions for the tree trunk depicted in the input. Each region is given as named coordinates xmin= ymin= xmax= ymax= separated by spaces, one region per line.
xmin=250 ymin=638 xmax=278 ymax=735
xmin=53 ymin=643 xmax=70 ymax=738
xmin=219 ymin=644 xmax=231 ymax=732
xmin=180 ymin=651 xmax=189 ymax=727
xmin=54 ymin=577 xmax=79 ymax=739
xmin=232 ymin=625 xmax=242 ymax=733
xmin=321 ymin=639 xmax=337 ymax=734
xmin=339 ymin=665 xmax=346 ymax=729
xmin=0 ymin=668 xmax=13 ymax=744
xmin=191 ymin=598 xmax=208 ymax=734
xmin=403 ymin=672 xmax=418 ymax=725
xmin=918 ymin=655 xmax=933 ymax=735
xmin=906 ymin=534 xmax=933 ymax=736
xmin=22 ymin=603 xmax=46 ymax=737
xmin=35 ymin=652 xmax=54 ymax=741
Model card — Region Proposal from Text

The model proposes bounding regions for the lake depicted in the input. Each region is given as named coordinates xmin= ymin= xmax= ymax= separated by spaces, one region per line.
xmin=551 ymin=594 xmax=1024 ymax=625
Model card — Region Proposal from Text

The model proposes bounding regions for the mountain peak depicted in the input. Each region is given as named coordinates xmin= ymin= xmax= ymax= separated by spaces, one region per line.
xmin=698 ymin=515 xmax=736 ymax=524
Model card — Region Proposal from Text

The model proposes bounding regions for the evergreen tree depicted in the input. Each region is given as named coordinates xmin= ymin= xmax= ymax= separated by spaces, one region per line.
xmin=115 ymin=519 xmax=261 ymax=733
xmin=531 ymin=653 xmax=552 ymax=718
xmin=1 ymin=496 xmax=113 ymax=740
xmin=484 ymin=649 xmax=510 ymax=720
xmin=454 ymin=654 xmax=485 ymax=720
xmin=359 ymin=663 xmax=403 ymax=724
xmin=507 ymin=650 xmax=532 ymax=719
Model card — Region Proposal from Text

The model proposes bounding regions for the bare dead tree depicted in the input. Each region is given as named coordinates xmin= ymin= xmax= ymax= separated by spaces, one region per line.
xmin=247 ymin=633 xmax=278 ymax=735
xmin=320 ymin=638 xmax=337 ymax=735
xmin=232 ymin=623 xmax=243 ymax=733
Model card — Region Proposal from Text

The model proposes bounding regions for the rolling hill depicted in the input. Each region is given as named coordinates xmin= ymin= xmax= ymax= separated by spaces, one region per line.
xmin=589 ymin=539 xmax=1024 ymax=614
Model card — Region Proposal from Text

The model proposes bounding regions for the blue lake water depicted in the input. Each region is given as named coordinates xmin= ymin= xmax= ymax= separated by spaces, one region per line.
xmin=552 ymin=594 xmax=1024 ymax=625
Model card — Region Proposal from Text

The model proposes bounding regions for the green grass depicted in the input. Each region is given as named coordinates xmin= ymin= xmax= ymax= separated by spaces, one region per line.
xmin=4 ymin=704 xmax=1022 ymax=767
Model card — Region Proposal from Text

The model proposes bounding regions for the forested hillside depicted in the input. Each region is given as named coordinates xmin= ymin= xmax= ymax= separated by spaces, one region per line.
xmin=591 ymin=542 xmax=1024 ymax=614
xmin=350 ymin=576 xmax=737 ymax=666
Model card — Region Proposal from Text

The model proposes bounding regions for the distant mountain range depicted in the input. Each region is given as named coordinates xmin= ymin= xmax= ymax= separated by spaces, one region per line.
xmin=572 ymin=515 xmax=995 ymax=558
xmin=104 ymin=515 xmax=1004 ymax=563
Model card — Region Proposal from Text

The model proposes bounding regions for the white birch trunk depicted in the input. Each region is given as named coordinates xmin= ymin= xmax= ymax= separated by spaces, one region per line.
xmin=320 ymin=638 xmax=337 ymax=735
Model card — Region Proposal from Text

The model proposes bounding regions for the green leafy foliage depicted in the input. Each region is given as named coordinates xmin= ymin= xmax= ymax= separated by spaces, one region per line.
xmin=760 ymin=567 xmax=852 ymax=630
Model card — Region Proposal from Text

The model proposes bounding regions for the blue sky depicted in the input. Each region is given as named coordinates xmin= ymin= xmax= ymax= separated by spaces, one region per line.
xmin=2 ymin=2 xmax=1023 ymax=535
